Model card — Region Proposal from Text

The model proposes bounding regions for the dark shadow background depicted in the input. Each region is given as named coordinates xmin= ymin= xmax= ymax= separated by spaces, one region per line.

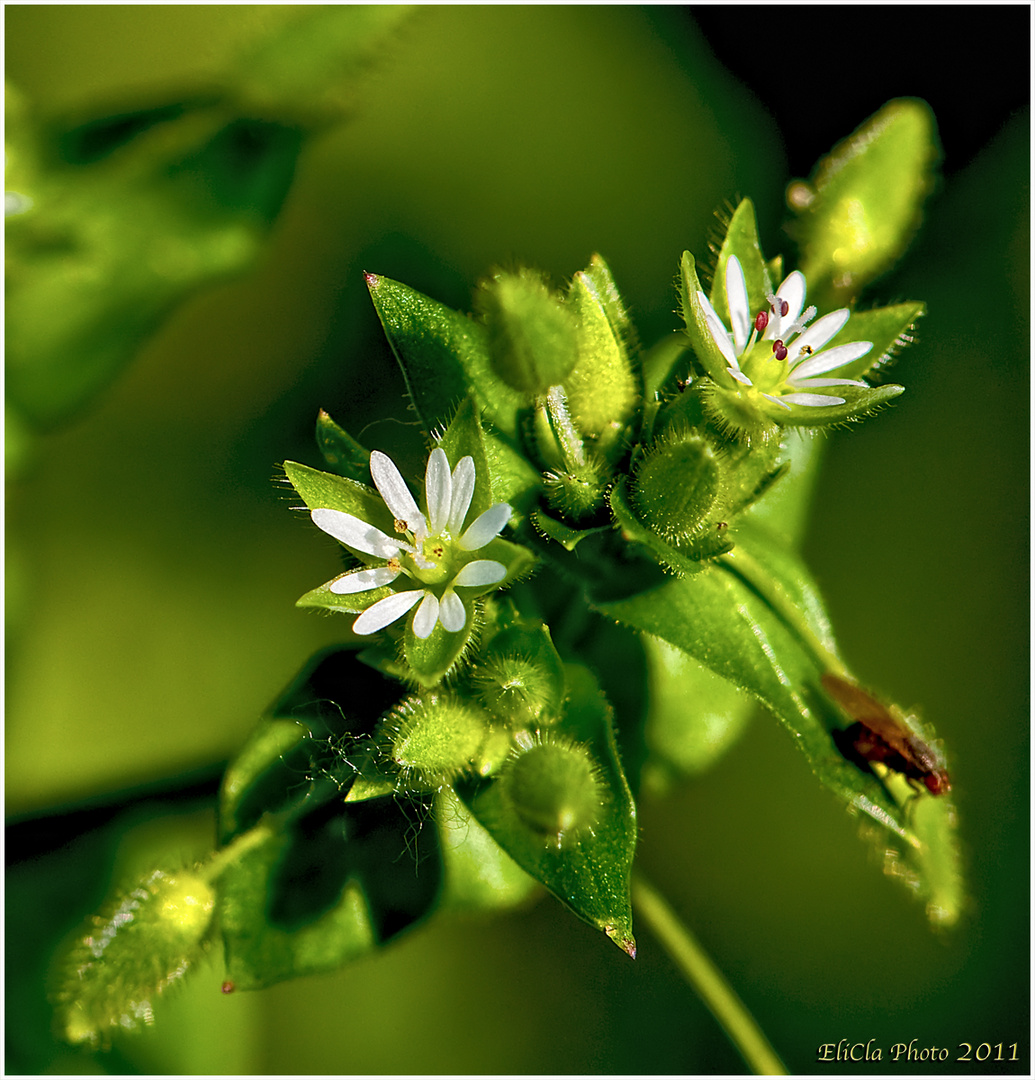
xmin=6 ymin=5 xmax=1029 ymax=1074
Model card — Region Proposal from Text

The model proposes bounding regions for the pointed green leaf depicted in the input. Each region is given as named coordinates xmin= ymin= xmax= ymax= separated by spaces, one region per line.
xmin=404 ymin=620 xmax=476 ymax=688
xmin=219 ymin=793 xmax=440 ymax=990
xmin=459 ymin=664 xmax=637 ymax=956
xmin=595 ymin=525 xmax=962 ymax=920
xmin=435 ymin=787 xmax=538 ymax=914
xmin=531 ymin=507 xmax=610 ymax=552
xmin=641 ymin=634 xmax=754 ymax=791
xmin=366 ymin=273 xmax=526 ymax=437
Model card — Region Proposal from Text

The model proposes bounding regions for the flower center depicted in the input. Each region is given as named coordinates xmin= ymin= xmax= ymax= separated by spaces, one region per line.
xmin=404 ymin=536 xmax=457 ymax=586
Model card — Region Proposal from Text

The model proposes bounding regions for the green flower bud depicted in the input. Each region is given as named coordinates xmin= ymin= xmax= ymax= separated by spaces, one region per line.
xmin=474 ymin=652 xmax=558 ymax=728
xmin=498 ymin=733 xmax=604 ymax=845
xmin=631 ymin=431 xmax=720 ymax=545
xmin=564 ymin=256 xmax=639 ymax=460
xmin=476 ymin=268 xmax=578 ymax=396
xmin=384 ymin=693 xmax=491 ymax=789
xmin=543 ymin=455 xmax=608 ymax=521
xmin=54 ymin=869 xmax=215 ymax=1047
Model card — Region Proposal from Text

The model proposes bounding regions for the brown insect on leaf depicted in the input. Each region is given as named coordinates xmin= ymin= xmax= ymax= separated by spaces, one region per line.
xmin=822 ymin=673 xmax=950 ymax=796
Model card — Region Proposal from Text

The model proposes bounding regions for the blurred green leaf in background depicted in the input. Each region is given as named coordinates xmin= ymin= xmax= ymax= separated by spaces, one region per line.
xmin=5 ymin=5 xmax=1029 ymax=1075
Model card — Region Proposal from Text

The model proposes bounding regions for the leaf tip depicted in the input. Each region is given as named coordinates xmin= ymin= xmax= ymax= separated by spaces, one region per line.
xmin=606 ymin=925 xmax=637 ymax=958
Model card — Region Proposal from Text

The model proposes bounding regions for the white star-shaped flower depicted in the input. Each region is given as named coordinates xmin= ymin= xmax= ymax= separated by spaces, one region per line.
xmin=698 ymin=255 xmax=873 ymax=409
xmin=311 ymin=448 xmax=511 ymax=639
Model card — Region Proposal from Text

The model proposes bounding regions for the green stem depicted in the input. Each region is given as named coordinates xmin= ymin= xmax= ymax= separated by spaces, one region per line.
xmin=198 ymin=821 xmax=274 ymax=885
xmin=719 ymin=545 xmax=848 ymax=679
xmin=631 ymin=870 xmax=786 ymax=1076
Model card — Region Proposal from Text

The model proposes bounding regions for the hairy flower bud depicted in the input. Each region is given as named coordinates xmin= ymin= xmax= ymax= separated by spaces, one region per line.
xmin=498 ymin=733 xmax=604 ymax=845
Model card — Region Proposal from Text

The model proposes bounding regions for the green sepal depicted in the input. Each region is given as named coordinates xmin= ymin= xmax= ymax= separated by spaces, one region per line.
xmin=315 ymin=409 xmax=370 ymax=481
xmin=295 ymin=577 xmax=396 ymax=616
xmin=404 ymin=621 xmax=474 ymax=688
xmin=366 ymin=273 xmax=526 ymax=438
xmin=836 ymin=301 xmax=926 ymax=379
xmin=530 ymin=507 xmax=610 ymax=552
xmin=791 ymin=99 xmax=940 ymax=308
xmin=436 ymin=396 xmax=493 ymax=522
xmin=283 ymin=459 xmax=392 ymax=537
xmin=458 ymin=663 xmax=638 ymax=956
xmin=679 ymin=251 xmax=735 ymax=387
xmin=712 ymin=198 xmax=772 ymax=317
xmin=758 ymin=382 xmax=904 ymax=427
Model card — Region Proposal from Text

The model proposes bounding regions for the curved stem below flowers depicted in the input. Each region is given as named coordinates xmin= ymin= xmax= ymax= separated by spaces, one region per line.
xmin=631 ymin=870 xmax=786 ymax=1076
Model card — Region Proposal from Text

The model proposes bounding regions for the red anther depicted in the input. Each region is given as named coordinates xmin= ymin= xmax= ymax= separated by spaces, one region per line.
xmin=772 ymin=340 xmax=788 ymax=362
xmin=771 ymin=297 xmax=789 ymax=318
xmin=754 ymin=311 xmax=769 ymax=333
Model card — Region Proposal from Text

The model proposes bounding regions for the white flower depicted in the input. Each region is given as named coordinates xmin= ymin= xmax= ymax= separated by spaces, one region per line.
xmin=311 ymin=448 xmax=511 ymax=639
xmin=697 ymin=255 xmax=873 ymax=409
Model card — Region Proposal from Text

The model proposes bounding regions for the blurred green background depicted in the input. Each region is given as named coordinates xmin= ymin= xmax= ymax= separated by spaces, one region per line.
xmin=6 ymin=5 xmax=1029 ymax=1074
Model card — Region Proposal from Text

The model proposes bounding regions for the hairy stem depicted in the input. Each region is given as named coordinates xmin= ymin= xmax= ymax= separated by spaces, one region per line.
xmin=631 ymin=870 xmax=786 ymax=1075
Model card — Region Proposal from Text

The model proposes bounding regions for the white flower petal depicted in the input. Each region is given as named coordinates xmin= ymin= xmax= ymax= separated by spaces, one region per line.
xmin=447 ymin=456 xmax=476 ymax=536
xmin=789 ymin=377 xmax=868 ymax=388
xmin=791 ymin=339 xmax=872 ymax=379
xmin=696 ymin=290 xmax=739 ymax=367
xmin=760 ymin=392 xmax=792 ymax=410
xmin=412 ymin=591 xmax=440 ymax=639
xmin=438 ymin=589 xmax=466 ymax=633
xmin=311 ymin=508 xmax=403 ymax=559
xmin=781 ymin=392 xmax=846 ymax=407
xmin=769 ymin=271 xmax=806 ymax=336
xmin=329 ymin=566 xmax=401 ymax=594
xmin=452 ymin=559 xmax=507 ymax=587
xmin=369 ymin=450 xmax=427 ymax=540
xmin=786 ymin=309 xmax=850 ymax=363
xmin=458 ymin=502 xmax=511 ymax=551
xmin=727 ymin=366 xmax=753 ymax=386
xmin=352 ymin=589 xmax=423 ymax=635
xmin=425 ymin=447 xmax=451 ymax=536
xmin=725 ymin=256 xmax=751 ymax=355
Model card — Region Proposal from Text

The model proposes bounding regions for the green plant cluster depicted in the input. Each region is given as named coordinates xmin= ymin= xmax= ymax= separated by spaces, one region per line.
xmin=52 ymin=98 xmax=962 ymax=1051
